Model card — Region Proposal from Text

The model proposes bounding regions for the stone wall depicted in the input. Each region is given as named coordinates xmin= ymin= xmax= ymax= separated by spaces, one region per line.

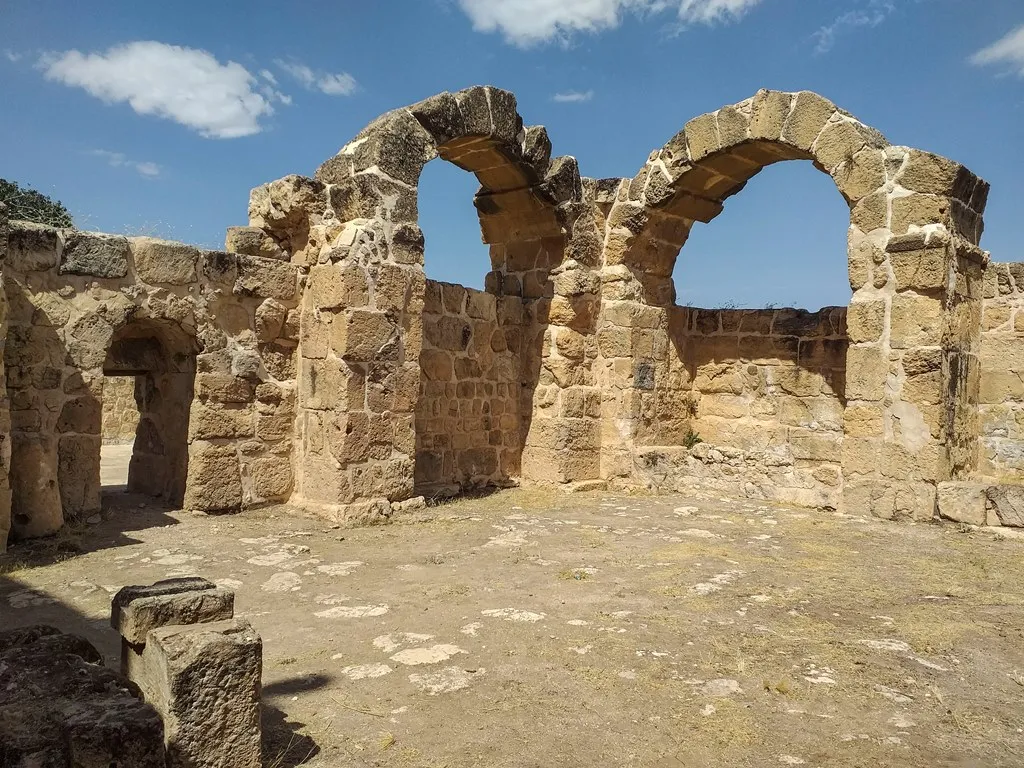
xmin=3 ymin=221 xmax=299 ymax=540
xmin=415 ymin=280 xmax=522 ymax=495
xmin=977 ymin=261 xmax=1024 ymax=480
xmin=0 ymin=205 xmax=12 ymax=551
xmin=598 ymin=89 xmax=990 ymax=521
xmin=2 ymin=85 xmax=1013 ymax=547
xmin=101 ymin=375 xmax=140 ymax=443
xmin=629 ymin=306 xmax=847 ymax=508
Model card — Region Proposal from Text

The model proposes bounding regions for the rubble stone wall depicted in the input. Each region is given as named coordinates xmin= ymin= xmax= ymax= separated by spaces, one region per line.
xmin=978 ymin=261 xmax=1024 ymax=481
xmin=415 ymin=280 xmax=522 ymax=494
xmin=101 ymin=375 xmax=140 ymax=443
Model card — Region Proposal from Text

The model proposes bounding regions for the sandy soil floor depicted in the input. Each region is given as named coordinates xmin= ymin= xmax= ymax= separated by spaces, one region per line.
xmin=3 ymin=445 xmax=1024 ymax=767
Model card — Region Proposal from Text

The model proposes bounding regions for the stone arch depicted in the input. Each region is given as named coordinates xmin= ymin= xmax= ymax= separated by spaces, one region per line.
xmin=289 ymin=86 xmax=603 ymax=514
xmin=599 ymin=89 xmax=991 ymax=519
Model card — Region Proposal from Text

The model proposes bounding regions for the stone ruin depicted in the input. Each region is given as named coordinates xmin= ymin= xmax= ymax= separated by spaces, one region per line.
xmin=2 ymin=84 xmax=1021 ymax=550
xmin=1 ymin=579 xmax=262 ymax=767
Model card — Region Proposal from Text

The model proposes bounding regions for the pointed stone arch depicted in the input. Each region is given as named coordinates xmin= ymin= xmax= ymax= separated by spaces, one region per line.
xmin=291 ymin=86 xmax=603 ymax=515
xmin=598 ymin=89 xmax=990 ymax=519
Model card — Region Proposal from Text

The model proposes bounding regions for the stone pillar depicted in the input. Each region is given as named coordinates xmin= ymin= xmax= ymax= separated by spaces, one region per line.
xmin=111 ymin=577 xmax=260 ymax=768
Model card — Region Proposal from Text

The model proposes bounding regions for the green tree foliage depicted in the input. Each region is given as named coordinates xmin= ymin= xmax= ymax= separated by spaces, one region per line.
xmin=0 ymin=179 xmax=74 ymax=228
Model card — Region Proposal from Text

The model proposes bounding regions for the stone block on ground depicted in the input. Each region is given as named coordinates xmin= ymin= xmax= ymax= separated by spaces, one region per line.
xmin=111 ymin=577 xmax=234 ymax=645
xmin=986 ymin=485 xmax=1024 ymax=527
xmin=135 ymin=618 xmax=262 ymax=768
xmin=0 ymin=625 xmax=165 ymax=767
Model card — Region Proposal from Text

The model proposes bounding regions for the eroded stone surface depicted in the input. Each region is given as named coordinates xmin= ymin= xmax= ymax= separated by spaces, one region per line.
xmin=136 ymin=618 xmax=262 ymax=768
xmin=0 ymin=624 xmax=165 ymax=767
xmin=111 ymin=576 xmax=234 ymax=644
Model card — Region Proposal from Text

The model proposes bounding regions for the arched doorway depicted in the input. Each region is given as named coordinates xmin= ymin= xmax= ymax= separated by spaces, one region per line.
xmin=292 ymin=86 xmax=602 ymax=514
xmin=100 ymin=318 xmax=197 ymax=504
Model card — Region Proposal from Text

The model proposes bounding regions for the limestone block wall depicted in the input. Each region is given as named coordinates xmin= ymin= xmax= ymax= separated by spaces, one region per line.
xmin=415 ymin=280 xmax=522 ymax=494
xmin=977 ymin=261 xmax=1024 ymax=480
xmin=598 ymin=89 xmax=990 ymax=521
xmin=2 ymin=221 xmax=300 ymax=540
xmin=622 ymin=306 xmax=847 ymax=508
xmin=101 ymin=375 xmax=140 ymax=443
xmin=0 ymin=85 xmax=1008 ymax=546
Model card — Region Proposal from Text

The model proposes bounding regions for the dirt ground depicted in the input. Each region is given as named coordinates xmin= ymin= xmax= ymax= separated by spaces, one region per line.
xmin=3 ymin=445 xmax=1024 ymax=767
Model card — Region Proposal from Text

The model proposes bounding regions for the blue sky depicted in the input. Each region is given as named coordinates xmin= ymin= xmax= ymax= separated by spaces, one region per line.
xmin=1 ymin=0 xmax=1021 ymax=309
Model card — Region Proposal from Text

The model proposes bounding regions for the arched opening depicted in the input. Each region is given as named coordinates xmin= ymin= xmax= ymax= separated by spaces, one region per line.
xmin=413 ymin=152 xmax=531 ymax=498
xmin=302 ymin=86 xmax=582 ymax=510
xmin=664 ymin=161 xmax=851 ymax=508
xmin=418 ymin=159 xmax=491 ymax=289
xmin=671 ymin=161 xmax=849 ymax=310
xmin=99 ymin=318 xmax=197 ymax=506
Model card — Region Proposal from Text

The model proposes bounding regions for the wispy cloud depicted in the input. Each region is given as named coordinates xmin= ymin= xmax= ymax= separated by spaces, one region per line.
xmin=552 ymin=89 xmax=594 ymax=103
xmin=89 ymin=149 xmax=162 ymax=178
xmin=39 ymin=41 xmax=288 ymax=138
xmin=456 ymin=0 xmax=764 ymax=47
xmin=970 ymin=24 xmax=1024 ymax=77
xmin=274 ymin=59 xmax=358 ymax=96
xmin=4 ymin=50 xmax=22 ymax=63
xmin=812 ymin=0 xmax=894 ymax=54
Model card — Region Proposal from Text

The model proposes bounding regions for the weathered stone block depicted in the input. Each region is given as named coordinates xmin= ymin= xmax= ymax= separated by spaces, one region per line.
xmin=137 ymin=619 xmax=261 ymax=768
xmin=845 ymin=345 xmax=888 ymax=401
xmin=234 ymin=255 xmax=297 ymax=300
xmin=131 ymin=237 xmax=199 ymax=285
xmin=936 ymin=481 xmax=987 ymax=526
xmin=749 ymin=89 xmax=792 ymax=141
xmin=251 ymin=456 xmax=293 ymax=499
xmin=7 ymin=221 xmax=59 ymax=272
xmin=254 ymin=298 xmax=288 ymax=342
xmin=846 ymin=299 xmax=885 ymax=343
xmin=783 ymin=91 xmax=836 ymax=152
xmin=111 ymin=577 xmax=234 ymax=645
xmin=184 ymin=442 xmax=242 ymax=512
xmin=0 ymin=626 xmax=165 ymax=767
xmin=224 ymin=226 xmax=284 ymax=260
xmin=60 ymin=231 xmax=130 ymax=278
xmin=331 ymin=309 xmax=397 ymax=362
xmin=986 ymin=485 xmax=1024 ymax=527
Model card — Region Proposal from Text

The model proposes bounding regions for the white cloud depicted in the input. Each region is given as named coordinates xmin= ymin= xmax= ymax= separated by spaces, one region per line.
xmin=4 ymin=50 xmax=22 ymax=63
xmin=676 ymin=0 xmax=763 ymax=24
xmin=274 ymin=59 xmax=358 ymax=96
xmin=553 ymin=89 xmax=594 ymax=102
xmin=89 ymin=149 xmax=161 ymax=178
xmin=39 ymin=41 xmax=283 ymax=138
xmin=456 ymin=0 xmax=763 ymax=46
xmin=812 ymin=0 xmax=894 ymax=54
xmin=970 ymin=24 xmax=1024 ymax=77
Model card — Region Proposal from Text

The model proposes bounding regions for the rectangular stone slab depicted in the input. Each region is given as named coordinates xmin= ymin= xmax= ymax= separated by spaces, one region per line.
xmin=111 ymin=577 xmax=234 ymax=645
xmin=136 ymin=618 xmax=262 ymax=768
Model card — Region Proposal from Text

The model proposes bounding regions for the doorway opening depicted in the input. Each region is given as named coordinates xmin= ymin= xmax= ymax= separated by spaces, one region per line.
xmin=100 ymin=375 xmax=141 ymax=491
xmin=99 ymin=318 xmax=197 ymax=505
